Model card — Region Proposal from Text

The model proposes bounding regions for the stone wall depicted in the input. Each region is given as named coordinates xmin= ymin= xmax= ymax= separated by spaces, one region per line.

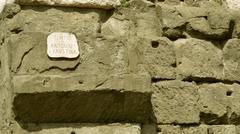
xmin=1 ymin=0 xmax=240 ymax=133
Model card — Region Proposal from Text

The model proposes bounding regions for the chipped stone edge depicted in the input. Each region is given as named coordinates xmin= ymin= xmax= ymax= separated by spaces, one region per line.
xmin=15 ymin=0 xmax=121 ymax=9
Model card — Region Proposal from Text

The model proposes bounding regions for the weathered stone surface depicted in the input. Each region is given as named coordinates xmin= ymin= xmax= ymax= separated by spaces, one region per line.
xmin=1 ymin=0 xmax=240 ymax=132
xmin=152 ymin=80 xmax=199 ymax=124
xmin=186 ymin=8 xmax=232 ymax=40
xmin=140 ymin=37 xmax=176 ymax=80
xmin=136 ymin=8 xmax=162 ymax=39
xmin=0 ymin=0 xmax=6 ymax=13
xmin=9 ymin=32 xmax=140 ymax=75
xmin=5 ymin=6 xmax=101 ymax=34
xmin=233 ymin=20 xmax=240 ymax=38
xmin=174 ymin=38 xmax=223 ymax=80
xmin=199 ymin=83 xmax=240 ymax=124
xmin=158 ymin=125 xmax=236 ymax=134
xmin=199 ymin=83 xmax=232 ymax=124
xmin=101 ymin=18 xmax=132 ymax=37
xmin=158 ymin=125 xmax=208 ymax=134
xmin=223 ymin=39 xmax=240 ymax=82
xmin=157 ymin=4 xmax=232 ymax=40
xmin=13 ymin=123 xmax=141 ymax=134
xmin=47 ymin=32 xmax=79 ymax=58
xmin=16 ymin=0 xmax=121 ymax=9
xmin=13 ymin=74 xmax=152 ymax=123
xmin=226 ymin=0 xmax=240 ymax=10
xmin=9 ymin=32 xmax=81 ymax=74
xmin=0 ymin=4 xmax=21 ymax=19
xmin=156 ymin=4 xmax=186 ymax=40
xmin=142 ymin=124 xmax=157 ymax=134
xmin=208 ymin=125 xmax=236 ymax=134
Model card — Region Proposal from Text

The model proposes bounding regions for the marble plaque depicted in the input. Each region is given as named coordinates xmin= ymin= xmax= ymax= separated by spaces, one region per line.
xmin=47 ymin=32 xmax=79 ymax=58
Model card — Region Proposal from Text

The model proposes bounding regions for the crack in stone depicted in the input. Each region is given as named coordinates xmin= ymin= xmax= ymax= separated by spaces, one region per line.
xmin=15 ymin=47 xmax=34 ymax=73
xmin=39 ymin=62 xmax=80 ymax=73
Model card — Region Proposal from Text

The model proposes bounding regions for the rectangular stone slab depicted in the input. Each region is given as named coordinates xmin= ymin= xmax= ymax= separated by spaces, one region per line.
xmin=13 ymin=123 xmax=141 ymax=134
xmin=13 ymin=74 xmax=153 ymax=123
xmin=15 ymin=0 xmax=121 ymax=9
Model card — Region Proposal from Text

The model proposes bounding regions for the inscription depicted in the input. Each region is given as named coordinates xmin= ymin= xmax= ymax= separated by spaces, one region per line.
xmin=47 ymin=32 xmax=79 ymax=58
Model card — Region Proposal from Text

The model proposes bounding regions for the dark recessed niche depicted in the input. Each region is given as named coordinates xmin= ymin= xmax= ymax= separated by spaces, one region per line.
xmin=71 ymin=131 xmax=76 ymax=134
xmin=151 ymin=41 xmax=159 ymax=48
xmin=226 ymin=90 xmax=233 ymax=96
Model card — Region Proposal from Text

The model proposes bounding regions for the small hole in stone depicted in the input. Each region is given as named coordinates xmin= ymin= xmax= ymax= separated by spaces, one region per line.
xmin=78 ymin=80 xmax=83 ymax=84
xmin=226 ymin=91 xmax=233 ymax=96
xmin=178 ymin=61 xmax=182 ymax=65
xmin=151 ymin=41 xmax=159 ymax=48
xmin=157 ymin=128 xmax=162 ymax=132
xmin=71 ymin=131 xmax=76 ymax=134
xmin=203 ymin=105 xmax=208 ymax=108
xmin=171 ymin=63 xmax=177 ymax=67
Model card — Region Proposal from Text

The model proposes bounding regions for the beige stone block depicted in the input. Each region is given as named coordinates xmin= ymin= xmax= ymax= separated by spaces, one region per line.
xmin=226 ymin=0 xmax=240 ymax=10
xmin=13 ymin=74 xmax=152 ymax=123
xmin=13 ymin=123 xmax=141 ymax=134
xmin=152 ymin=80 xmax=199 ymax=124
xmin=223 ymin=39 xmax=240 ymax=82
xmin=141 ymin=37 xmax=176 ymax=80
xmin=16 ymin=0 xmax=120 ymax=9
xmin=199 ymin=83 xmax=240 ymax=124
xmin=208 ymin=125 xmax=236 ymax=134
xmin=174 ymin=38 xmax=223 ymax=80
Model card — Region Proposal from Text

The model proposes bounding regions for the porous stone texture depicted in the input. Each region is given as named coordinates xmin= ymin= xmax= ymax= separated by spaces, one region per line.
xmin=141 ymin=37 xmax=176 ymax=80
xmin=13 ymin=123 xmax=141 ymax=134
xmin=226 ymin=0 xmax=240 ymax=10
xmin=13 ymin=74 xmax=152 ymax=123
xmin=174 ymin=38 xmax=223 ymax=80
xmin=152 ymin=80 xmax=199 ymax=124
xmin=158 ymin=125 xmax=237 ymax=134
xmin=199 ymin=83 xmax=240 ymax=124
xmin=16 ymin=0 xmax=121 ymax=9
xmin=1 ymin=0 xmax=240 ymax=133
xmin=223 ymin=39 xmax=240 ymax=82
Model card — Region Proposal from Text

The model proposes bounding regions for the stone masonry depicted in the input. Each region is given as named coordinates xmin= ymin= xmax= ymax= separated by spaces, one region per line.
xmin=1 ymin=0 xmax=240 ymax=133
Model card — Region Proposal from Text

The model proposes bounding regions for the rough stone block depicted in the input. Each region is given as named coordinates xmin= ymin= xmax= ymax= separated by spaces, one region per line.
xmin=223 ymin=39 xmax=240 ymax=82
xmin=157 ymin=4 xmax=232 ymax=40
xmin=9 ymin=32 xmax=81 ymax=75
xmin=136 ymin=8 xmax=162 ymax=39
xmin=158 ymin=125 xmax=236 ymax=134
xmin=152 ymin=80 xmax=199 ymax=124
xmin=226 ymin=0 xmax=240 ymax=10
xmin=0 ymin=4 xmax=21 ymax=19
xmin=13 ymin=74 xmax=153 ymax=123
xmin=186 ymin=8 xmax=232 ymax=40
xmin=142 ymin=124 xmax=157 ymax=134
xmin=13 ymin=123 xmax=141 ymax=134
xmin=156 ymin=4 xmax=186 ymax=40
xmin=9 ymin=32 xmax=136 ymax=75
xmin=101 ymin=18 xmax=132 ymax=37
xmin=140 ymin=37 xmax=176 ymax=80
xmin=158 ymin=125 xmax=208 ymax=134
xmin=16 ymin=0 xmax=120 ymax=9
xmin=174 ymin=38 xmax=223 ymax=80
xmin=199 ymin=83 xmax=240 ymax=124
xmin=5 ymin=6 xmax=100 ymax=34
xmin=208 ymin=125 xmax=236 ymax=134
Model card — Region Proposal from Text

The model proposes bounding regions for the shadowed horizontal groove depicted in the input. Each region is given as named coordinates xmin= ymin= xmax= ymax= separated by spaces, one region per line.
xmin=182 ymin=76 xmax=240 ymax=85
xmin=13 ymin=90 xmax=153 ymax=124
